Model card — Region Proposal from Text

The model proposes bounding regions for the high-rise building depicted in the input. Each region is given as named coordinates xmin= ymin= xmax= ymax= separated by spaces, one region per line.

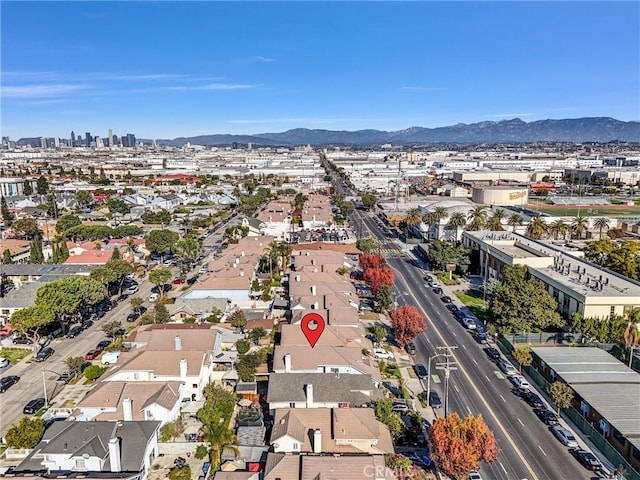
xmin=96 ymin=137 xmax=103 ymax=148
xmin=85 ymin=132 xmax=91 ymax=147
xmin=54 ymin=136 xmax=60 ymax=148
xmin=126 ymin=133 xmax=136 ymax=148
xmin=40 ymin=137 xmax=47 ymax=148
xmin=70 ymin=131 xmax=76 ymax=147
xmin=108 ymin=129 xmax=113 ymax=146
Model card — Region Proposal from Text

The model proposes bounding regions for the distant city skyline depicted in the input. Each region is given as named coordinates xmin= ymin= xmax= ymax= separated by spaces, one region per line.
xmin=2 ymin=1 xmax=639 ymax=139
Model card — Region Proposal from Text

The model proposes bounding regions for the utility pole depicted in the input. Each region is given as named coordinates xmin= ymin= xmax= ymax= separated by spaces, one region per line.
xmin=435 ymin=345 xmax=458 ymax=417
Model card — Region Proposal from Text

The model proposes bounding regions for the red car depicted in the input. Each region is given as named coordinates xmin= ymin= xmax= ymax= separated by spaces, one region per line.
xmin=172 ymin=278 xmax=186 ymax=285
xmin=85 ymin=349 xmax=101 ymax=360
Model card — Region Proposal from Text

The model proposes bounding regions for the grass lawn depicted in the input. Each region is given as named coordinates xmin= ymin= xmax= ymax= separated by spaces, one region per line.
xmin=0 ymin=347 xmax=32 ymax=364
xmin=456 ymin=290 xmax=490 ymax=324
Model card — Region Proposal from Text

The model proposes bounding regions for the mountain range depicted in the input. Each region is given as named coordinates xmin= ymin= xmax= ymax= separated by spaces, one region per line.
xmin=17 ymin=117 xmax=640 ymax=147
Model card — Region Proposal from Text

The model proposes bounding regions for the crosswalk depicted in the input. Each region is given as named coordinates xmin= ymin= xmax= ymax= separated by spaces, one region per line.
xmin=375 ymin=242 xmax=403 ymax=257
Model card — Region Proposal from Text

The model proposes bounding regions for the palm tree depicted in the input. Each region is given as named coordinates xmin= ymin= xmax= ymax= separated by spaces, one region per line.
xmin=432 ymin=206 xmax=449 ymax=240
xmin=507 ymin=213 xmax=523 ymax=232
xmin=493 ymin=208 xmax=507 ymax=223
xmin=571 ymin=215 xmax=588 ymax=240
xmin=126 ymin=237 xmax=137 ymax=267
xmin=548 ymin=219 xmax=569 ymax=240
xmin=448 ymin=212 xmax=467 ymax=241
xmin=593 ymin=217 xmax=610 ymax=240
xmin=624 ymin=308 xmax=640 ymax=367
xmin=466 ymin=206 xmax=488 ymax=231
xmin=525 ymin=216 xmax=547 ymax=240
xmin=422 ymin=211 xmax=437 ymax=241
xmin=404 ymin=208 xmax=423 ymax=241
xmin=487 ymin=214 xmax=505 ymax=231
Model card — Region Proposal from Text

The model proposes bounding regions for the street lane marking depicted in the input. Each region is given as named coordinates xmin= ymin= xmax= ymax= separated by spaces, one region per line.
xmin=453 ymin=384 xmax=459 ymax=393
xmin=500 ymin=395 xmax=506 ymax=403
xmin=485 ymin=375 xmax=490 ymax=381
xmin=500 ymin=462 xmax=508 ymax=474
xmin=538 ymin=446 xmax=547 ymax=456
xmin=462 ymin=344 xmax=467 ymax=350
xmin=517 ymin=418 xmax=524 ymax=427
xmin=494 ymin=371 xmax=505 ymax=379
xmin=467 ymin=406 xmax=472 ymax=415
xmin=396 ymin=270 xmax=541 ymax=480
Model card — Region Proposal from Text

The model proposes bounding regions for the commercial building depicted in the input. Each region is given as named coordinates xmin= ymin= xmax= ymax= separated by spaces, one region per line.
xmin=462 ymin=230 xmax=640 ymax=319
xmin=471 ymin=186 xmax=529 ymax=206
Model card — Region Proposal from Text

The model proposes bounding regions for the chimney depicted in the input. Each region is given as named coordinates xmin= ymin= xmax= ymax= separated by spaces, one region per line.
xmin=284 ymin=353 xmax=291 ymax=372
xmin=174 ymin=335 xmax=182 ymax=351
xmin=313 ymin=429 xmax=322 ymax=454
xmin=306 ymin=384 xmax=314 ymax=408
xmin=241 ymin=251 xmax=245 ymax=256
xmin=296 ymin=275 xmax=301 ymax=282
xmin=179 ymin=358 xmax=188 ymax=378
xmin=240 ymin=270 xmax=244 ymax=277
xmin=123 ymin=397 xmax=133 ymax=421
xmin=311 ymin=284 xmax=317 ymax=296
xmin=108 ymin=437 xmax=122 ymax=472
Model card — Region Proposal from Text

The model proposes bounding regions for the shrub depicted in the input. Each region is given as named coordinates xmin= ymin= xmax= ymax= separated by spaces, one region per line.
xmin=84 ymin=365 xmax=107 ymax=381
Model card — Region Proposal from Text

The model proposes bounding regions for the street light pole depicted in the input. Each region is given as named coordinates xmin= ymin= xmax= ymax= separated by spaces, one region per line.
xmin=41 ymin=368 xmax=62 ymax=407
xmin=434 ymin=346 xmax=458 ymax=417
xmin=426 ymin=352 xmax=447 ymax=404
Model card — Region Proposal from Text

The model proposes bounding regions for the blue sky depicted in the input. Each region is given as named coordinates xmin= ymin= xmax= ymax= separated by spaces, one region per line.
xmin=2 ymin=1 xmax=639 ymax=140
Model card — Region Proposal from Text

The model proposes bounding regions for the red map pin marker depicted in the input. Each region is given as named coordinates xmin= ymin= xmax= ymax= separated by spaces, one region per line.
xmin=301 ymin=312 xmax=325 ymax=348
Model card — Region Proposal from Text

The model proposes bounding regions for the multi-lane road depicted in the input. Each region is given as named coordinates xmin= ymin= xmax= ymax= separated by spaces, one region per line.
xmin=359 ymin=212 xmax=596 ymax=480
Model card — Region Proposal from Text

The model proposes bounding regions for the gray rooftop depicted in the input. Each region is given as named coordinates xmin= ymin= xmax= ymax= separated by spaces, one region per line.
xmin=0 ymin=282 xmax=43 ymax=309
xmin=1 ymin=264 xmax=97 ymax=277
xmin=267 ymin=373 xmax=382 ymax=406
xmin=531 ymin=347 xmax=640 ymax=444
xmin=16 ymin=421 xmax=160 ymax=473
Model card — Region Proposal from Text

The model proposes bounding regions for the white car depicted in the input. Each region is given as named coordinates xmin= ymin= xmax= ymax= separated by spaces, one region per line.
xmin=497 ymin=359 xmax=518 ymax=376
xmin=551 ymin=426 xmax=579 ymax=448
xmin=468 ymin=471 xmax=482 ymax=480
xmin=0 ymin=357 xmax=9 ymax=368
xmin=509 ymin=375 xmax=530 ymax=390
xmin=462 ymin=317 xmax=477 ymax=330
xmin=148 ymin=292 xmax=159 ymax=303
xmin=373 ymin=348 xmax=394 ymax=360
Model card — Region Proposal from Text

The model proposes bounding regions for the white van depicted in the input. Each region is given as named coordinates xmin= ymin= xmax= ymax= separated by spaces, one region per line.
xmin=101 ymin=351 xmax=120 ymax=365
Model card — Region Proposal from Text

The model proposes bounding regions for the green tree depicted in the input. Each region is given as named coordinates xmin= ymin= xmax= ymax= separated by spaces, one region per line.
xmin=107 ymin=197 xmax=130 ymax=216
xmin=1 ymin=196 xmax=14 ymax=226
xmin=371 ymin=325 xmax=388 ymax=345
xmin=12 ymin=217 xmax=39 ymax=239
xmin=197 ymin=383 xmax=238 ymax=470
xmin=4 ymin=417 xmax=45 ymax=448
xmin=425 ymin=240 xmax=471 ymax=273
xmin=571 ymin=215 xmax=588 ymax=240
xmin=2 ymin=248 xmax=14 ymax=264
xmin=154 ymin=303 xmax=170 ymax=324
xmin=593 ymin=217 xmax=610 ymax=240
xmin=624 ymin=313 xmax=640 ymax=368
xmin=525 ymin=216 xmax=547 ymax=240
xmin=228 ymin=310 xmax=247 ymax=330
xmin=56 ymin=215 xmax=81 ymax=233
xmin=511 ymin=346 xmax=533 ymax=373
xmin=356 ymin=237 xmax=375 ymax=252
xmin=194 ymin=445 xmax=208 ymax=460
xmin=130 ymin=296 xmax=144 ymax=310
xmin=102 ymin=320 xmax=123 ymax=338
xmin=174 ymin=236 xmax=202 ymax=270
xmin=23 ymin=180 xmax=33 ymax=196
xmin=447 ymin=211 xmax=467 ymax=241
xmin=236 ymin=339 xmax=251 ymax=354
xmin=168 ymin=467 xmax=191 ymax=480
xmin=466 ymin=206 xmax=488 ymax=231
xmin=547 ymin=381 xmax=574 ymax=414
xmin=373 ymin=399 xmax=405 ymax=440
xmin=489 ymin=265 xmax=564 ymax=333
xmin=375 ymin=284 xmax=393 ymax=312
xmin=548 ymin=219 xmax=569 ymax=240
xmin=149 ymin=267 xmax=172 ymax=296
xmin=36 ymin=175 xmax=49 ymax=195
xmin=248 ymin=327 xmax=267 ymax=345
xmin=159 ymin=418 xmax=184 ymax=442
xmin=65 ymin=356 xmax=88 ymax=374
xmin=35 ymin=276 xmax=106 ymax=328
xmin=507 ymin=213 xmax=524 ymax=232
xmin=75 ymin=190 xmax=93 ymax=208
xmin=9 ymin=304 xmax=55 ymax=345
xmin=404 ymin=207 xmax=423 ymax=240
xmin=29 ymin=235 xmax=45 ymax=264
xmin=236 ymin=350 xmax=266 ymax=381
xmin=145 ymin=229 xmax=180 ymax=254
xmin=104 ymin=258 xmax=134 ymax=293
xmin=360 ymin=192 xmax=377 ymax=210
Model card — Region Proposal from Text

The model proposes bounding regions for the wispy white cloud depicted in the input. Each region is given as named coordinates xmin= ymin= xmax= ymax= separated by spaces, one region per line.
xmin=99 ymin=73 xmax=192 ymax=81
xmin=239 ymin=56 xmax=276 ymax=64
xmin=2 ymin=84 xmax=88 ymax=99
xmin=164 ymin=83 xmax=260 ymax=91
xmin=400 ymin=86 xmax=446 ymax=92
xmin=485 ymin=113 xmax=534 ymax=118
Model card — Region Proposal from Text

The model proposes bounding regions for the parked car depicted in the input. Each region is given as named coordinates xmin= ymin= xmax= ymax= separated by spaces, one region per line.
xmin=172 ymin=278 xmax=186 ymax=285
xmin=96 ymin=340 xmax=111 ymax=351
xmin=509 ymin=375 xmax=530 ymax=390
xmin=13 ymin=335 xmax=32 ymax=345
xmin=432 ymin=287 xmax=443 ymax=295
xmin=429 ymin=390 xmax=442 ymax=408
xmin=35 ymin=347 xmax=55 ymax=362
xmin=126 ymin=312 xmax=139 ymax=323
xmin=497 ymin=359 xmax=518 ymax=376
xmin=66 ymin=325 xmax=83 ymax=338
xmin=521 ymin=390 xmax=544 ymax=408
xmin=485 ymin=347 xmax=501 ymax=361
xmin=571 ymin=448 xmax=603 ymax=471
xmin=148 ymin=292 xmax=159 ymax=302
xmin=473 ymin=332 xmax=488 ymax=344
xmin=85 ymin=349 xmax=101 ymax=360
xmin=0 ymin=357 xmax=9 ymax=369
xmin=413 ymin=364 xmax=428 ymax=379
xmin=56 ymin=370 xmax=76 ymax=385
xmin=373 ymin=348 xmax=393 ymax=360
xmin=440 ymin=295 xmax=452 ymax=303
xmin=405 ymin=343 xmax=416 ymax=355
xmin=534 ymin=408 xmax=559 ymax=426
xmin=125 ymin=284 xmax=139 ymax=295
xmin=446 ymin=303 xmax=458 ymax=312
xmin=468 ymin=472 xmax=482 ymax=480
xmin=23 ymin=398 xmax=46 ymax=414
xmin=81 ymin=319 xmax=94 ymax=330
xmin=551 ymin=426 xmax=579 ymax=448
xmin=392 ymin=402 xmax=410 ymax=414
xmin=0 ymin=375 xmax=20 ymax=392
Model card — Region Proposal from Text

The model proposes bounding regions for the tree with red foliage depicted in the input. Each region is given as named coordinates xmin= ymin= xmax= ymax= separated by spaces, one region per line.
xmin=429 ymin=412 xmax=500 ymax=478
xmin=363 ymin=266 xmax=396 ymax=293
xmin=390 ymin=305 xmax=426 ymax=347
xmin=359 ymin=253 xmax=386 ymax=271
